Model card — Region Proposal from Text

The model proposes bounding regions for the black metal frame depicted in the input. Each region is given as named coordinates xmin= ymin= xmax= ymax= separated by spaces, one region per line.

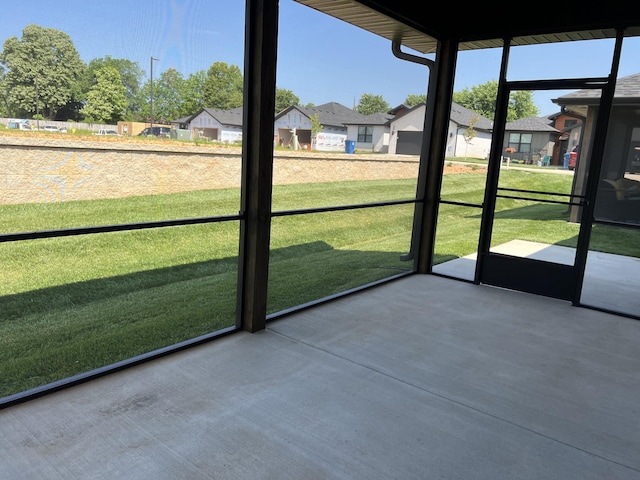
xmin=474 ymin=32 xmax=625 ymax=304
xmin=4 ymin=2 xmax=640 ymax=409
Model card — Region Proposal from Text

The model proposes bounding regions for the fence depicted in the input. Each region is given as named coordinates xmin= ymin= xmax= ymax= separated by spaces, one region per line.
xmin=0 ymin=117 xmax=117 ymax=133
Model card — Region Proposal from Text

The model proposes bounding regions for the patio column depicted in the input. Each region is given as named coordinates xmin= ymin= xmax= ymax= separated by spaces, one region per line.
xmin=237 ymin=0 xmax=279 ymax=332
xmin=416 ymin=38 xmax=459 ymax=273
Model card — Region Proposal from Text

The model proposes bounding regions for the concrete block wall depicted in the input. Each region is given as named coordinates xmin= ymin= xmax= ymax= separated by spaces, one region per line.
xmin=0 ymin=136 xmax=419 ymax=205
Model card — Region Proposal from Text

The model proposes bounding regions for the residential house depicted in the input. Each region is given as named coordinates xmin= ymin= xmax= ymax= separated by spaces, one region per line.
xmin=170 ymin=116 xmax=193 ymax=131
xmin=274 ymin=102 xmax=390 ymax=152
xmin=503 ymin=116 xmax=561 ymax=164
xmin=387 ymin=102 xmax=493 ymax=157
xmin=547 ymin=111 xmax=584 ymax=166
xmin=553 ymin=72 xmax=640 ymax=223
xmin=188 ymin=107 xmax=244 ymax=143
xmin=344 ymin=111 xmax=394 ymax=153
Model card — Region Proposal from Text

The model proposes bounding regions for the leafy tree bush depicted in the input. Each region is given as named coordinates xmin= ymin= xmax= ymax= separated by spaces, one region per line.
xmin=83 ymin=56 xmax=144 ymax=120
xmin=81 ymin=66 xmax=128 ymax=123
xmin=355 ymin=93 xmax=390 ymax=115
xmin=404 ymin=94 xmax=426 ymax=107
xmin=453 ymin=79 xmax=538 ymax=121
xmin=203 ymin=62 xmax=243 ymax=110
xmin=275 ymin=88 xmax=300 ymax=113
xmin=0 ymin=24 xmax=85 ymax=120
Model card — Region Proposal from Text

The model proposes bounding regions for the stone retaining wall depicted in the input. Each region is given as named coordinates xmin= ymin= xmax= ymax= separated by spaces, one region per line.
xmin=0 ymin=135 xmax=419 ymax=204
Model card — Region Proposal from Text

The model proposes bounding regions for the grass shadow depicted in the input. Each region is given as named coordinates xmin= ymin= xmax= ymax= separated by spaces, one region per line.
xmin=1 ymin=241 xmax=411 ymax=398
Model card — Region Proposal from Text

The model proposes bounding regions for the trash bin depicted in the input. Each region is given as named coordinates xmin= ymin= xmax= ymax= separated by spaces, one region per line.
xmin=563 ymin=152 xmax=570 ymax=169
xmin=345 ymin=140 xmax=356 ymax=154
xmin=568 ymin=151 xmax=578 ymax=170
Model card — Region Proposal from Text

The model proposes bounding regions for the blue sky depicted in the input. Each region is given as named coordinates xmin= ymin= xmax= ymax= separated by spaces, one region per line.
xmin=2 ymin=0 xmax=639 ymax=117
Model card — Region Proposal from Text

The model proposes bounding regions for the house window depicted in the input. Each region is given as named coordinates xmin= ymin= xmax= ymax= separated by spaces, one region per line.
xmin=565 ymin=119 xmax=579 ymax=128
xmin=508 ymin=133 xmax=532 ymax=153
xmin=358 ymin=126 xmax=373 ymax=143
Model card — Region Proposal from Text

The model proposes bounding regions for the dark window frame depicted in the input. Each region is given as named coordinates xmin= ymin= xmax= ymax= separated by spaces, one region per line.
xmin=508 ymin=132 xmax=532 ymax=153
xmin=357 ymin=126 xmax=373 ymax=143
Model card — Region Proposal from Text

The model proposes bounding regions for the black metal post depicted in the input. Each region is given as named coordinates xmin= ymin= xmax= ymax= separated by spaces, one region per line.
xmin=35 ymin=77 xmax=40 ymax=130
xmin=150 ymin=57 xmax=159 ymax=133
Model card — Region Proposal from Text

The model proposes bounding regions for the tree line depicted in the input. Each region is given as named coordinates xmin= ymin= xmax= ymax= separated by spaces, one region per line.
xmin=0 ymin=24 xmax=537 ymax=124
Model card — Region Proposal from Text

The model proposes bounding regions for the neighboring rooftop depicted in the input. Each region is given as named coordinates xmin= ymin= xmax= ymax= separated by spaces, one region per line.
xmin=554 ymin=72 xmax=640 ymax=106
xmin=505 ymin=116 xmax=559 ymax=132
xmin=193 ymin=107 xmax=244 ymax=126
xmin=449 ymin=102 xmax=494 ymax=130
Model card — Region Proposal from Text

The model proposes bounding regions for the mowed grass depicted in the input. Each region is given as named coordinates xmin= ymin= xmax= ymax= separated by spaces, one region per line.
xmin=2 ymin=171 xmax=639 ymax=398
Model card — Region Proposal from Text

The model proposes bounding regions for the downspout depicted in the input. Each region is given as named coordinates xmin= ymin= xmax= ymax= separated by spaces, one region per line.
xmin=392 ymin=40 xmax=436 ymax=264
xmin=560 ymin=105 xmax=587 ymax=215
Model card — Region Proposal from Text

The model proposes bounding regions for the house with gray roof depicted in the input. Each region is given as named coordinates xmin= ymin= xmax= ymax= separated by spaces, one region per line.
xmin=387 ymin=102 xmax=494 ymax=157
xmin=274 ymin=102 xmax=391 ymax=152
xmin=553 ymin=72 xmax=640 ymax=223
xmin=503 ymin=116 xmax=561 ymax=164
xmin=188 ymin=107 xmax=243 ymax=143
xmin=344 ymin=111 xmax=395 ymax=153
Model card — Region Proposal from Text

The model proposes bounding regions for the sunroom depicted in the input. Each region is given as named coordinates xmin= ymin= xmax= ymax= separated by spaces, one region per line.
xmin=1 ymin=0 xmax=639 ymax=478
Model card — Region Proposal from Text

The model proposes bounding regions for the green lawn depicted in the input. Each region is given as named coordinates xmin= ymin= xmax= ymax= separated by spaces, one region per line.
xmin=1 ymin=170 xmax=638 ymax=398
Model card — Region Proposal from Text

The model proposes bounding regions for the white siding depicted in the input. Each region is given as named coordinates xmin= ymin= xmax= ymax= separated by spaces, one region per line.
xmin=189 ymin=111 xmax=242 ymax=142
xmin=347 ymin=125 xmax=390 ymax=153
xmin=452 ymin=126 xmax=492 ymax=159
xmin=273 ymin=109 xmax=313 ymax=132
xmin=388 ymin=105 xmax=426 ymax=154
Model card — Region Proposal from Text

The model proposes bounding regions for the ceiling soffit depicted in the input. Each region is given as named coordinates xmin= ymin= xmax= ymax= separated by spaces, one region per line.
xmin=294 ymin=0 xmax=640 ymax=54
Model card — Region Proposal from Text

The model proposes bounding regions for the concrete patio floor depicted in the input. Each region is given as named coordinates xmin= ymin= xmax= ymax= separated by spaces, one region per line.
xmin=1 ymin=274 xmax=640 ymax=479
xmin=434 ymin=239 xmax=640 ymax=318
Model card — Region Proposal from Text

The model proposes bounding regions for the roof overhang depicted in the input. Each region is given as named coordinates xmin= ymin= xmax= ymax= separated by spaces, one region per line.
xmin=294 ymin=0 xmax=640 ymax=54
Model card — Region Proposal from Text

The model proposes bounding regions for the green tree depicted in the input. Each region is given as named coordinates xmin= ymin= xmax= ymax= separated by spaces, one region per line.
xmin=404 ymin=94 xmax=426 ymax=107
xmin=145 ymin=68 xmax=186 ymax=123
xmin=203 ymin=62 xmax=243 ymax=109
xmin=355 ymin=93 xmax=390 ymax=115
xmin=182 ymin=70 xmax=207 ymax=116
xmin=137 ymin=68 xmax=207 ymax=123
xmin=310 ymin=113 xmax=322 ymax=138
xmin=0 ymin=66 xmax=10 ymax=117
xmin=462 ymin=115 xmax=479 ymax=159
xmin=83 ymin=56 xmax=144 ymax=119
xmin=275 ymin=88 xmax=299 ymax=113
xmin=80 ymin=66 xmax=128 ymax=124
xmin=453 ymin=79 xmax=538 ymax=121
xmin=508 ymin=90 xmax=539 ymax=121
xmin=0 ymin=24 xmax=85 ymax=119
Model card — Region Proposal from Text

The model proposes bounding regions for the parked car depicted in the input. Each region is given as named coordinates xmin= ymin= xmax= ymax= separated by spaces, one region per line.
xmin=137 ymin=127 xmax=171 ymax=138
xmin=95 ymin=129 xmax=121 ymax=136
xmin=41 ymin=125 xmax=60 ymax=133
xmin=7 ymin=120 xmax=32 ymax=131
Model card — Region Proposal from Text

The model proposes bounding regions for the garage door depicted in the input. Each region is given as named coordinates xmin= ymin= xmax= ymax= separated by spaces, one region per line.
xmin=396 ymin=131 xmax=423 ymax=155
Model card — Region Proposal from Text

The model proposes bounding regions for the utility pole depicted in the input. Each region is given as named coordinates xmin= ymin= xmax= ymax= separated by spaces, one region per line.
xmin=150 ymin=57 xmax=159 ymax=133
xmin=34 ymin=77 xmax=40 ymax=130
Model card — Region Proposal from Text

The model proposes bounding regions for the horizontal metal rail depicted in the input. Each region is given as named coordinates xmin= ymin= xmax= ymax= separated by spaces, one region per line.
xmin=271 ymin=198 xmax=417 ymax=217
xmin=1 ymin=198 xmax=420 ymax=243
xmin=0 ymin=325 xmax=239 ymax=410
xmin=498 ymin=186 xmax=585 ymax=200
xmin=439 ymin=199 xmax=483 ymax=209
xmin=496 ymin=186 xmax=585 ymax=207
xmin=593 ymin=218 xmax=640 ymax=230
xmin=506 ymin=77 xmax=610 ymax=91
xmin=496 ymin=194 xmax=583 ymax=207
xmin=0 ymin=214 xmax=243 ymax=243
